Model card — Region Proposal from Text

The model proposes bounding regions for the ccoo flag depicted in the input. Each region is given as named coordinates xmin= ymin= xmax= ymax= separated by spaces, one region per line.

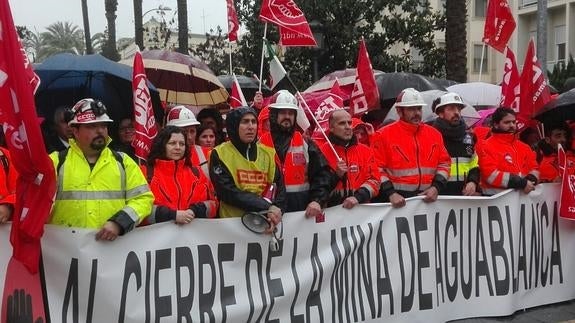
xmin=132 ymin=51 xmax=158 ymax=160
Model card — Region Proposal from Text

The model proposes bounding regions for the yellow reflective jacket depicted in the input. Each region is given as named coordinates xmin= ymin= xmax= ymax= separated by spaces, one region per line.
xmin=48 ymin=138 xmax=153 ymax=232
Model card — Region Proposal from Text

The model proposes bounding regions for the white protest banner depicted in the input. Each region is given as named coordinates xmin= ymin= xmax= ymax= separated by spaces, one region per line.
xmin=1 ymin=184 xmax=574 ymax=322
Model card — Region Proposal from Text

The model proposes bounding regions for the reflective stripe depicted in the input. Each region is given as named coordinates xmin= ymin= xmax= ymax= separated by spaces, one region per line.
xmin=387 ymin=167 xmax=437 ymax=177
xmin=452 ymin=156 xmax=473 ymax=164
xmin=285 ymin=183 xmax=310 ymax=193
xmin=436 ymin=170 xmax=449 ymax=180
xmin=486 ymin=170 xmax=501 ymax=185
xmin=380 ymin=175 xmax=390 ymax=182
xmin=194 ymin=145 xmax=210 ymax=178
xmin=126 ymin=184 xmax=151 ymax=199
xmin=530 ymin=170 xmax=540 ymax=179
xmin=203 ymin=201 xmax=216 ymax=218
xmin=122 ymin=205 xmax=140 ymax=223
xmin=500 ymin=172 xmax=510 ymax=186
xmin=394 ymin=183 xmax=430 ymax=191
xmin=148 ymin=205 xmax=159 ymax=223
xmin=57 ymin=190 xmax=127 ymax=200
xmin=360 ymin=183 xmax=377 ymax=197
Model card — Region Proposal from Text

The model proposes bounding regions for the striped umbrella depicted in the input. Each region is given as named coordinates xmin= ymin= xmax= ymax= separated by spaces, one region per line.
xmin=122 ymin=50 xmax=228 ymax=106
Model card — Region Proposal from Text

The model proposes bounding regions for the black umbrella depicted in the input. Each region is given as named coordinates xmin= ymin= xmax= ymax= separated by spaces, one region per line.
xmin=217 ymin=74 xmax=273 ymax=102
xmin=34 ymin=53 xmax=164 ymax=125
xmin=534 ymin=89 xmax=575 ymax=122
xmin=375 ymin=72 xmax=446 ymax=101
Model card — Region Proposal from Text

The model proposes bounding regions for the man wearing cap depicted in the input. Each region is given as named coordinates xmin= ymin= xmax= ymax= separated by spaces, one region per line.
xmin=49 ymin=98 xmax=153 ymax=241
xmin=209 ymin=106 xmax=286 ymax=227
xmin=165 ymin=105 xmax=211 ymax=178
xmin=371 ymin=88 xmax=451 ymax=207
xmin=431 ymin=93 xmax=481 ymax=195
xmin=259 ymin=90 xmax=334 ymax=217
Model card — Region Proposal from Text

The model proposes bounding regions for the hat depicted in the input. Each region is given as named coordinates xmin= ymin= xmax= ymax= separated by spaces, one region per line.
xmin=395 ymin=88 xmax=426 ymax=107
xmin=166 ymin=105 xmax=200 ymax=127
xmin=432 ymin=92 xmax=465 ymax=113
xmin=68 ymin=98 xmax=113 ymax=125
xmin=269 ymin=90 xmax=299 ymax=110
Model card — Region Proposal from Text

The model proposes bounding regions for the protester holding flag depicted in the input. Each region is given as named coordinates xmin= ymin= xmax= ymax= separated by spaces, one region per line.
xmin=320 ymin=109 xmax=380 ymax=209
xmin=142 ymin=126 xmax=218 ymax=224
xmin=209 ymin=106 xmax=286 ymax=225
xmin=259 ymin=90 xmax=334 ymax=216
xmin=538 ymin=122 xmax=575 ymax=183
xmin=371 ymin=88 xmax=451 ymax=207
xmin=49 ymin=98 xmax=154 ymax=240
xmin=478 ymin=107 xmax=539 ymax=195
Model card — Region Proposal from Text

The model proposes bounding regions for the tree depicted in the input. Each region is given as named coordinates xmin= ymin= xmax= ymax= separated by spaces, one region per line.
xmin=189 ymin=26 xmax=229 ymax=75
xmin=133 ymin=0 xmax=143 ymax=50
xmin=177 ymin=0 xmax=189 ymax=54
xmin=103 ymin=0 xmax=120 ymax=61
xmin=548 ymin=56 xmax=575 ymax=93
xmin=81 ymin=0 xmax=93 ymax=54
xmin=445 ymin=0 xmax=467 ymax=82
xmin=38 ymin=21 xmax=85 ymax=62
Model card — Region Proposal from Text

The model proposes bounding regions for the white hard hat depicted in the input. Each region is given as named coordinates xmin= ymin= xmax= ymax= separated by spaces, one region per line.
xmin=432 ymin=92 xmax=465 ymax=113
xmin=269 ymin=90 xmax=299 ymax=110
xmin=68 ymin=98 xmax=113 ymax=125
xmin=395 ymin=88 xmax=426 ymax=107
xmin=166 ymin=105 xmax=200 ymax=127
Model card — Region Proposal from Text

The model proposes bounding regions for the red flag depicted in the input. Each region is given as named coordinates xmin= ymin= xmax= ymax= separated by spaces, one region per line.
xmin=0 ymin=0 xmax=56 ymax=273
xmin=350 ymin=38 xmax=380 ymax=116
xmin=259 ymin=0 xmax=317 ymax=47
xmin=132 ymin=51 xmax=158 ymax=161
xmin=519 ymin=39 xmax=551 ymax=118
xmin=483 ymin=0 xmax=516 ymax=53
xmin=230 ymin=74 xmax=248 ymax=108
xmin=500 ymin=47 xmax=520 ymax=110
xmin=226 ymin=0 xmax=240 ymax=42
xmin=312 ymin=80 xmax=345 ymax=141
xmin=558 ymin=144 xmax=575 ymax=220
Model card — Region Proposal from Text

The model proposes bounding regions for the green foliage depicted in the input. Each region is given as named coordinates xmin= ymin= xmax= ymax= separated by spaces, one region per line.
xmin=234 ymin=0 xmax=446 ymax=90
xmin=189 ymin=26 xmax=230 ymax=75
xmin=548 ymin=56 xmax=575 ymax=93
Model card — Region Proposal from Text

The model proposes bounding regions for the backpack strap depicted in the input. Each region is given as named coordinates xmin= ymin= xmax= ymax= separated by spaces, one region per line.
xmin=57 ymin=148 xmax=126 ymax=192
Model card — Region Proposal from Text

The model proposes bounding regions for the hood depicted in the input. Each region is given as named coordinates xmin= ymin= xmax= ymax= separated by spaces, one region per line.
xmin=226 ymin=106 xmax=258 ymax=151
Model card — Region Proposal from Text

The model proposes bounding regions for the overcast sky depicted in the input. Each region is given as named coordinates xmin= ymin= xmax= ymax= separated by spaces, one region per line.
xmin=8 ymin=0 xmax=228 ymax=38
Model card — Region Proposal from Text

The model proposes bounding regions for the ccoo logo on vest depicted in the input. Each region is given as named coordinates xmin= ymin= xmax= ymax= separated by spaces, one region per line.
xmin=237 ymin=170 xmax=267 ymax=187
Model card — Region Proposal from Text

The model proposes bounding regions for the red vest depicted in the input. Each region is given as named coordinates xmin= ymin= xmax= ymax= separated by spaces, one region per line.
xmin=260 ymin=132 xmax=309 ymax=193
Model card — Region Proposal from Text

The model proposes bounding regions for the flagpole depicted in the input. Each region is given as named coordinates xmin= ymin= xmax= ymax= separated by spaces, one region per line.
xmin=478 ymin=43 xmax=486 ymax=82
xmin=229 ymin=42 xmax=233 ymax=75
xmin=258 ymin=23 xmax=268 ymax=92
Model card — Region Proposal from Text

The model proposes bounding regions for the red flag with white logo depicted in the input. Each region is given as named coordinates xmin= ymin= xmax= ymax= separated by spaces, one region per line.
xmin=350 ymin=38 xmax=380 ymax=116
xmin=483 ymin=0 xmax=516 ymax=53
xmin=500 ymin=46 xmax=520 ymax=110
xmin=558 ymin=144 xmax=575 ymax=220
xmin=519 ymin=39 xmax=551 ymax=118
xmin=226 ymin=0 xmax=240 ymax=42
xmin=312 ymin=79 xmax=346 ymax=141
xmin=230 ymin=74 xmax=248 ymax=108
xmin=132 ymin=51 xmax=158 ymax=160
xmin=259 ymin=0 xmax=317 ymax=47
xmin=0 ymin=0 xmax=56 ymax=274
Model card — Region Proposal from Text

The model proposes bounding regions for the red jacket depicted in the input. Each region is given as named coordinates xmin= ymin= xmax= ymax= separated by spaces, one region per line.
xmin=141 ymin=159 xmax=218 ymax=223
xmin=538 ymin=151 xmax=575 ymax=183
xmin=320 ymin=135 xmax=380 ymax=206
xmin=371 ymin=120 xmax=451 ymax=197
xmin=478 ymin=132 xmax=539 ymax=195
xmin=0 ymin=147 xmax=17 ymax=207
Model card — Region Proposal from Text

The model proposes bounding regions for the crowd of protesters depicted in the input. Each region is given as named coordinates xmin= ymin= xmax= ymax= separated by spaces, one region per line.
xmin=1 ymin=87 xmax=571 ymax=242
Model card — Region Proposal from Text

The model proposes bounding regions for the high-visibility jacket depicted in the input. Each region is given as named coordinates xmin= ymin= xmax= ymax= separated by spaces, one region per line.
xmin=260 ymin=132 xmax=309 ymax=193
xmin=190 ymin=145 xmax=211 ymax=178
xmin=0 ymin=147 xmax=17 ymax=207
xmin=538 ymin=151 xmax=575 ymax=182
xmin=49 ymin=139 xmax=153 ymax=232
xmin=372 ymin=120 xmax=451 ymax=197
xmin=213 ymin=141 xmax=277 ymax=218
xmin=320 ymin=135 xmax=380 ymax=206
xmin=478 ymin=132 xmax=539 ymax=195
xmin=141 ymin=159 xmax=218 ymax=223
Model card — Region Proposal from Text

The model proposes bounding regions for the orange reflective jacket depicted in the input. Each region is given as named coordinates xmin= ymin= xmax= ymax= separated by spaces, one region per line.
xmin=478 ymin=132 xmax=539 ymax=195
xmin=260 ymin=131 xmax=309 ymax=193
xmin=372 ymin=120 xmax=451 ymax=193
xmin=190 ymin=144 xmax=211 ymax=178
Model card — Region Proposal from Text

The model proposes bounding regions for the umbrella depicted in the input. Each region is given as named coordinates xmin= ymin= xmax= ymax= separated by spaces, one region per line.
xmin=383 ymin=89 xmax=481 ymax=128
xmin=304 ymin=68 xmax=384 ymax=93
xmin=446 ymin=82 xmax=501 ymax=107
xmin=375 ymin=72 xmax=447 ymax=102
xmin=122 ymin=50 xmax=228 ymax=106
xmin=534 ymin=88 xmax=575 ymax=122
xmin=217 ymin=74 xmax=272 ymax=102
xmin=34 ymin=53 xmax=164 ymax=125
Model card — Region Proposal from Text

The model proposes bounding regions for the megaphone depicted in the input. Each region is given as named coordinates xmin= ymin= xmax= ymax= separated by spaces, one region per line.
xmin=241 ymin=211 xmax=271 ymax=234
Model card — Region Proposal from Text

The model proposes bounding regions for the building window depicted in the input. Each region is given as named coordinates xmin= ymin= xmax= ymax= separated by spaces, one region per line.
xmin=475 ymin=0 xmax=487 ymax=17
xmin=473 ymin=44 xmax=488 ymax=73
xmin=555 ymin=25 xmax=566 ymax=64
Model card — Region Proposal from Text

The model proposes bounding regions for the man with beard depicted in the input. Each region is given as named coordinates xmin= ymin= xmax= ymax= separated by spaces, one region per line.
xmin=371 ymin=88 xmax=451 ymax=207
xmin=259 ymin=90 xmax=334 ymax=217
xmin=431 ymin=93 xmax=481 ymax=195
xmin=478 ymin=107 xmax=539 ymax=195
xmin=539 ymin=122 xmax=575 ymax=182
xmin=48 ymin=98 xmax=153 ymax=241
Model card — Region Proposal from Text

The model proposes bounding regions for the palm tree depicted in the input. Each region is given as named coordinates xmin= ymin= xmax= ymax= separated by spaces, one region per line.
xmin=177 ymin=0 xmax=188 ymax=54
xmin=38 ymin=21 xmax=84 ymax=61
xmin=133 ymin=0 xmax=143 ymax=50
xmin=91 ymin=32 xmax=107 ymax=53
xmin=445 ymin=0 xmax=467 ymax=82
xmin=81 ymin=0 xmax=93 ymax=54
xmin=103 ymin=0 xmax=120 ymax=61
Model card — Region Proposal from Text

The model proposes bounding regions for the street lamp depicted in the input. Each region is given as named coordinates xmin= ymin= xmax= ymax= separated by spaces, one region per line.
xmin=136 ymin=5 xmax=172 ymax=50
xmin=309 ymin=20 xmax=324 ymax=82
